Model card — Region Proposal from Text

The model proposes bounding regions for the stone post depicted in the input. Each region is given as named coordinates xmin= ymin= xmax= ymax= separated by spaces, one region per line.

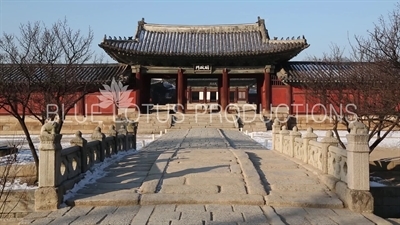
xmin=303 ymin=127 xmax=318 ymax=164
xmin=126 ymin=122 xmax=137 ymax=150
xmin=346 ymin=122 xmax=370 ymax=191
xmin=107 ymin=125 xmax=118 ymax=156
xmin=70 ymin=131 xmax=88 ymax=173
xmin=91 ymin=127 xmax=106 ymax=160
xmin=107 ymin=124 xmax=117 ymax=137
xmin=272 ymin=118 xmax=281 ymax=151
xmin=345 ymin=121 xmax=373 ymax=212
xmin=118 ymin=125 xmax=128 ymax=151
xmin=35 ymin=132 xmax=63 ymax=211
xmin=279 ymin=126 xmax=290 ymax=154
xmin=320 ymin=130 xmax=339 ymax=174
xmin=289 ymin=126 xmax=302 ymax=158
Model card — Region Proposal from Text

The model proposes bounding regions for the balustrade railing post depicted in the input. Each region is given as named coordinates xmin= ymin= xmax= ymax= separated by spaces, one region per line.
xmin=118 ymin=125 xmax=128 ymax=151
xmin=91 ymin=127 xmax=106 ymax=160
xmin=271 ymin=119 xmax=281 ymax=151
xmin=303 ymin=127 xmax=318 ymax=164
xmin=70 ymin=131 xmax=88 ymax=173
xmin=279 ymin=126 xmax=289 ymax=154
xmin=107 ymin=124 xmax=118 ymax=154
xmin=345 ymin=121 xmax=373 ymax=212
xmin=35 ymin=124 xmax=63 ymax=211
xmin=320 ymin=130 xmax=339 ymax=174
xmin=289 ymin=126 xmax=302 ymax=157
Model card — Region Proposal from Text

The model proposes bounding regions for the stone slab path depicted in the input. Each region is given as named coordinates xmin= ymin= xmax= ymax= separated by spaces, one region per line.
xmin=17 ymin=128 xmax=390 ymax=224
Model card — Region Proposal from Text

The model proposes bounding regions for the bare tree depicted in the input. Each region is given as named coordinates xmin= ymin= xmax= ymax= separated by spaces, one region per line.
xmin=0 ymin=18 xmax=102 ymax=175
xmin=297 ymin=4 xmax=400 ymax=153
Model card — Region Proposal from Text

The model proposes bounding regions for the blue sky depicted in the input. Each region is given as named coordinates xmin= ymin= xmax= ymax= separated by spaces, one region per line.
xmin=0 ymin=0 xmax=398 ymax=62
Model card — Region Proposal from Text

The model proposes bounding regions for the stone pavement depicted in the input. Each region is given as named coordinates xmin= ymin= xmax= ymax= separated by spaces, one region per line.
xmin=17 ymin=128 xmax=390 ymax=225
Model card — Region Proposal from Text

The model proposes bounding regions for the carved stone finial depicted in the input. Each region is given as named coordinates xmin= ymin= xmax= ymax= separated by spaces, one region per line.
xmin=321 ymin=130 xmax=339 ymax=144
xmin=290 ymin=126 xmax=301 ymax=137
xmin=304 ymin=127 xmax=318 ymax=139
xmin=75 ymin=130 xmax=82 ymax=138
xmin=108 ymin=125 xmax=117 ymax=137
xmin=348 ymin=121 xmax=368 ymax=135
xmin=91 ymin=126 xmax=105 ymax=140
xmin=279 ymin=125 xmax=290 ymax=135
xmin=70 ymin=130 xmax=86 ymax=146
xmin=40 ymin=121 xmax=59 ymax=136
xmin=118 ymin=125 xmax=127 ymax=135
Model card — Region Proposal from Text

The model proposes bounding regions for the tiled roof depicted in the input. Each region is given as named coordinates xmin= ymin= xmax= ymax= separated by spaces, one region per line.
xmin=0 ymin=64 xmax=129 ymax=84
xmin=282 ymin=61 xmax=376 ymax=83
xmin=99 ymin=18 xmax=309 ymax=60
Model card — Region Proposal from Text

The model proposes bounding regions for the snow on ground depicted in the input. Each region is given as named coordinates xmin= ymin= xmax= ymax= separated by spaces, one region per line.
xmin=247 ymin=130 xmax=398 ymax=187
xmin=62 ymin=149 xmax=139 ymax=203
xmin=0 ymin=135 xmax=157 ymax=190
xmin=1 ymin=129 xmax=398 ymax=190
xmin=247 ymin=130 xmax=400 ymax=149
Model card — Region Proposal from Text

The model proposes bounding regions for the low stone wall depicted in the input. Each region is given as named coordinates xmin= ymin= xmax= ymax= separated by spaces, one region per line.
xmin=35 ymin=123 xmax=138 ymax=211
xmin=370 ymin=186 xmax=400 ymax=218
xmin=272 ymin=119 xmax=373 ymax=213
xmin=0 ymin=163 xmax=36 ymax=185
xmin=0 ymin=189 xmax=35 ymax=218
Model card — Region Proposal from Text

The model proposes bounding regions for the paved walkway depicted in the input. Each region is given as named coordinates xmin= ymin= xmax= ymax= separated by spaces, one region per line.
xmin=18 ymin=128 xmax=389 ymax=225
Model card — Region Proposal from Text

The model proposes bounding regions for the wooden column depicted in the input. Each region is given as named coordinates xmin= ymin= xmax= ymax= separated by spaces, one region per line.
xmin=262 ymin=70 xmax=271 ymax=113
xmin=141 ymin=76 xmax=151 ymax=113
xmin=203 ymin=87 xmax=207 ymax=103
xmin=245 ymin=87 xmax=249 ymax=103
xmin=235 ymin=87 xmax=239 ymax=103
xmin=287 ymin=85 xmax=293 ymax=114
xmin=183 ymin=75 xmax=187 ymax=112
xmin=177 ymin=69 xmax=184 ymax=113
xmin=188 ymin=86 xmax=192 ymax=103
xmin=221 ymin=69 xmax=229 ymax=111
xmin=135 ymin=69 xmax=142 ymax=111
xmin=256 ymin=75 xmax=263 ymax=114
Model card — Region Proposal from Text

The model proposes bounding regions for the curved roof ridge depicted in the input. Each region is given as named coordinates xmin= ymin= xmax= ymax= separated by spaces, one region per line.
xmin=142 ymin=21 xmax=262 ymax=33
xmin=144 ymin=21 xmax=259 ymax=28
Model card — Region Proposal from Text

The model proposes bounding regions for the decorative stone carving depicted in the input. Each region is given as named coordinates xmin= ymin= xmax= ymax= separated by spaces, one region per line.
xmin=303 ymin=127 xmax=318 ymax=139
xmin=70 ymin=131 xmax=86 ymax=146
xmin=289 ymin=126 xmax=302 ymax=136
xmin=276 ymin=68 xmax=288 ymax=81
xmin=91 ymin=127 xmax=105 ymax=141
xmin=321 ymin=130 xmax=339 ymax=144
xmin=108 ymin=125 xmax=117 ymax=137
xmin=40 ymin=121 xmax=59 ymax=135
xmin=118 ymin=125 xmax=127 ymax=135
xmin=348 ymin=121 xmax=368 ymax=134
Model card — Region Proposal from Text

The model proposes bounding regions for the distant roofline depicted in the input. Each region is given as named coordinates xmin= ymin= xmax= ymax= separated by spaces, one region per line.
xmin=143 ymin=22 xmax=260 ymax=27
xmin=138 ymin=16 xmax=265 ymax=27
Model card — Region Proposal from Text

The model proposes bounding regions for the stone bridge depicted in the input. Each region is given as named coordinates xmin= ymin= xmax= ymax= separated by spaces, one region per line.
xmin=17 ymin=124 xmax=391 ymax=224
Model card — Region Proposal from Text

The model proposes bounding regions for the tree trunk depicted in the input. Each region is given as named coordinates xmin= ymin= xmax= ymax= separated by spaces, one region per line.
xmin=17 ymin=119 xmax=39 ymax=182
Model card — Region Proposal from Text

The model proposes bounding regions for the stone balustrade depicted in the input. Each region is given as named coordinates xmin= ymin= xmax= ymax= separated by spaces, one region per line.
xmin=34 ymin=123 xmax=138 ymax=211
xmin=271 ymin=119 xmax=373 ymax=212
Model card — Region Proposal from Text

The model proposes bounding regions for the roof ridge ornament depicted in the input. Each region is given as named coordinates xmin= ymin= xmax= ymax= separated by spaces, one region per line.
xmin=257 ymin=16 xmax=269 ymax=42
xmin=134 ymin=18 xmax=147 ymax=42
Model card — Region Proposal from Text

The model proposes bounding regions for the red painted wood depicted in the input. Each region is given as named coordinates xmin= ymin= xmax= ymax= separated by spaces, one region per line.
xmin=221 ymin=69 xmax=229 ymax=111
xmin=135 ymin=70 xmax=142 ymax=110
xmin=177 ymin=69 xmax=184 ymax=113
xmin=261 ymin=71 xmax=271 ymax=112
xmin=271 ymin=86 xmax=287 ymax=106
